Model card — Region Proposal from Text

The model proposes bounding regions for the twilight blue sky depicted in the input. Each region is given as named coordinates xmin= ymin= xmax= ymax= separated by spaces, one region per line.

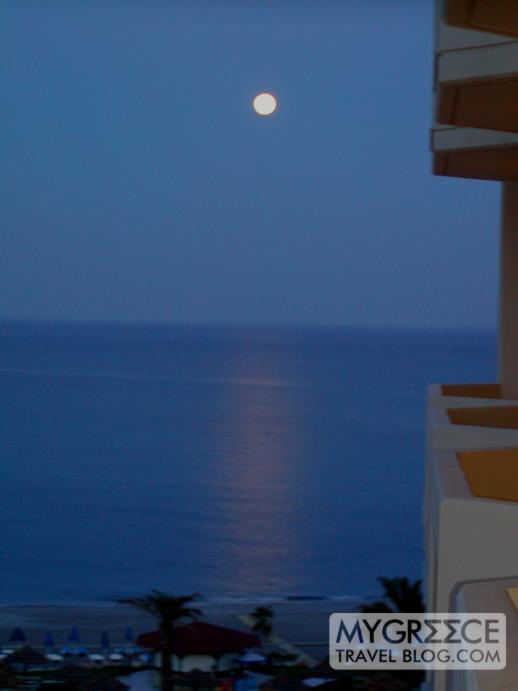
xmin=1 ymin=0 xmax=500 ymax=328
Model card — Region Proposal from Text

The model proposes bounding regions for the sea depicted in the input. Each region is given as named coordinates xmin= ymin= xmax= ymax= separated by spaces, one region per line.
xmin=0 ymin=320 xmax=496 ymax=605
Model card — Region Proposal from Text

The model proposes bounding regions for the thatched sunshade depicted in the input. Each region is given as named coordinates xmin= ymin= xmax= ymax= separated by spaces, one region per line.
xmin=307 ymin=659 xmax=338 ymax=680
xmin=175 ymin=670 xmax=217 ymax=691
xmin=264 ymin=676 xmax=308 ymax=691
xmin=358 ymin=674 xmax=410 ymax=691
xmin=4 ymin=647 xmax=47 ymax=667
xmin=78 ymin=674 xmax=129 ymax=691
xmin=44 ymin=664 xmax=91 ymax=684
xmin=0 ymin=668 xmax=21 ymax=689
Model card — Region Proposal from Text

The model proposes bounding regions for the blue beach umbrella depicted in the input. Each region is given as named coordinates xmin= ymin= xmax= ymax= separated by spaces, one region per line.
xmin=9 ymin=627 xmax=26 ymax=644
xmin=44 ymin=632 xmax=55 ymax=648
xmin=68 ymin=627 xmax=81 ymax=644
xmin=124 ymin=627 xmax=134 ymax=644
xmin=101 ymin=631 xmax=110 ymax=650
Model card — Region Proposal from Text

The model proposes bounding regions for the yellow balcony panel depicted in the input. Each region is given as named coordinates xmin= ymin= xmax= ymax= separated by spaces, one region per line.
xmin=423 ymin=382 xmax=518 ymax=612
xmin=508 ymin=586 xmax=518 ymax=613
xmin=445 ymin=0 xmax=518 ymax=39
xmin=429 ymin=452 xmax=518 ymax=612
xmin=432 ymin=126 xmax=518 ymax=180
xmin=448 ymin=405 xmax=518 ymax=429
xmin=457 ymin=448 xmax=518 ymax=502
xmin=441 ymin=382 xmax=503 ymax=398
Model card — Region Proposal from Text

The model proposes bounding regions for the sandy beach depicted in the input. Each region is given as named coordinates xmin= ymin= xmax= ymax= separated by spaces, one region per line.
xmin=0 ymin=598 xmax=365 ymax=663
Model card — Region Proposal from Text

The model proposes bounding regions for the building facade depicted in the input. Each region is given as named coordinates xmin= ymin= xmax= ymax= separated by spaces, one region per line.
xmin=427 ymin=2 xmax=518 ymax=690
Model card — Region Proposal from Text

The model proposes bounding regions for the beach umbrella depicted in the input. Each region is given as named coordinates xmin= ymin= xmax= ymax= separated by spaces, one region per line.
xmin=124 ymin=627 xmax=134 ymax=644
xmin=302 ymin=680 xmax=329 ymax=688
xmin=180 ymin=671 xmax=217 ymax=690
xmin=9 ymin=627 xmax=26 ymax=645
xmin=5 ymin=645 xmax=48 ymax=669
xmin=266 ymin=677 xmax=307 ymax=691
xmin=44 ymin=664 xmax=90 ymax=685
xmin=46 ymin=653 xmax=64 ymax=663
xmin=44 ymin=632 xmax=55 ymax=649
xmin=238 ymin=651 xmax=267 ymax=664
xmin=358 ymin=674 xmax=409 ymax=691
xmin=100 ymin=632 xmax=110 ymax=650
xmin=68 ymin=627 xmax=81 ymax=644
xmin=0 ymin=668 xmax=21 ymax=688
xmin=79 ymin=673 xmax=129 ymax=691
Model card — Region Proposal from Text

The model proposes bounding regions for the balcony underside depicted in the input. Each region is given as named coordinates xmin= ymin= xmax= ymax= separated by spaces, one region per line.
xmin=441 ymin=383 xmax=503 ymax=398
xmin=448 ymin=405 xmax=518 ymax=429
xmin=438 ymin=78 xmax=518 ymax=132
xmin=438 ymin=79 xmax=518 ymax=133
xmin=436 ymin=42 xmax=518 ymax=132
xmin=434 ymin=145 xmax=518 ymax=179
xmin=445 ymin=0 xmax=518 ymax=39
xmin=432 ymin=127 xmax=518 ymax=179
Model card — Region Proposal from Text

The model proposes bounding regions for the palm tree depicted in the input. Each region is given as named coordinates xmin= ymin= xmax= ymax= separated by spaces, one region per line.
xmin=359 ymin=578 xmax=425 ymax=689
xmin=250 ymin=605 xmax=273 ymax=637
xmin=122 ymin=590 xmax=203 ymax=691
xmin=360 ymin=599 xmax=394 ymax=614
xmin=360 ymin=577 xmax=424 ymax=614
xmin=378 ymin=577 xmax=424 ymax=613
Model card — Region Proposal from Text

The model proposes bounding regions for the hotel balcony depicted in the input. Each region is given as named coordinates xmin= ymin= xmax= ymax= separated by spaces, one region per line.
xmin=434 ymin=0 xmax=518 ymax=133
xmin=428 ymin=403 xmax=518 ymax=451
xmin=443 ymin=0 xmax=518 ymax=39
xmin=426 ymin=384 xmax=518 ymax=500
xmin=427 ymin=382 xmax=512 ymax=410
xmin=427 ymin=7 xmax=518 ymax=691
xmin=428 ymin=447 xmax=518 ymax=612
xmin=449 ymin=577 xmax=518 ymax=691
xmin=426 ymin=385 xmax=518 ymax=472
xmin=424 ymin=385 xmax=518 ymax=616
xmin=431 ymin=125 xmax=518 ymax=180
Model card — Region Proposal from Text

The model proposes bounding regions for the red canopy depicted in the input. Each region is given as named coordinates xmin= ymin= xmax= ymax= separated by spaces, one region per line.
xmin=137 ymin=621 xmax=260 ymax=656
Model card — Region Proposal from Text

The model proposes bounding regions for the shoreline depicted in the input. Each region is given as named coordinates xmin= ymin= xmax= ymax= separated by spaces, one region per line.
xmin=0 ymin=592 xmax=377 ymax=608
xmin=0 ymin=598 xmax=368 ymax=662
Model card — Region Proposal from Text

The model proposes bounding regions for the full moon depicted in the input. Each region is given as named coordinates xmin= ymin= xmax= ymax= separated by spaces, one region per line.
xmin=253 ymin=92 xmax=277 ymax=116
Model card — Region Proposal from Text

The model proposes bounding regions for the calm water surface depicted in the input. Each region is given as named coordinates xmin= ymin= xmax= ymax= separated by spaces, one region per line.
xmin=0 ymin=321 xmax=496 ymax=603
